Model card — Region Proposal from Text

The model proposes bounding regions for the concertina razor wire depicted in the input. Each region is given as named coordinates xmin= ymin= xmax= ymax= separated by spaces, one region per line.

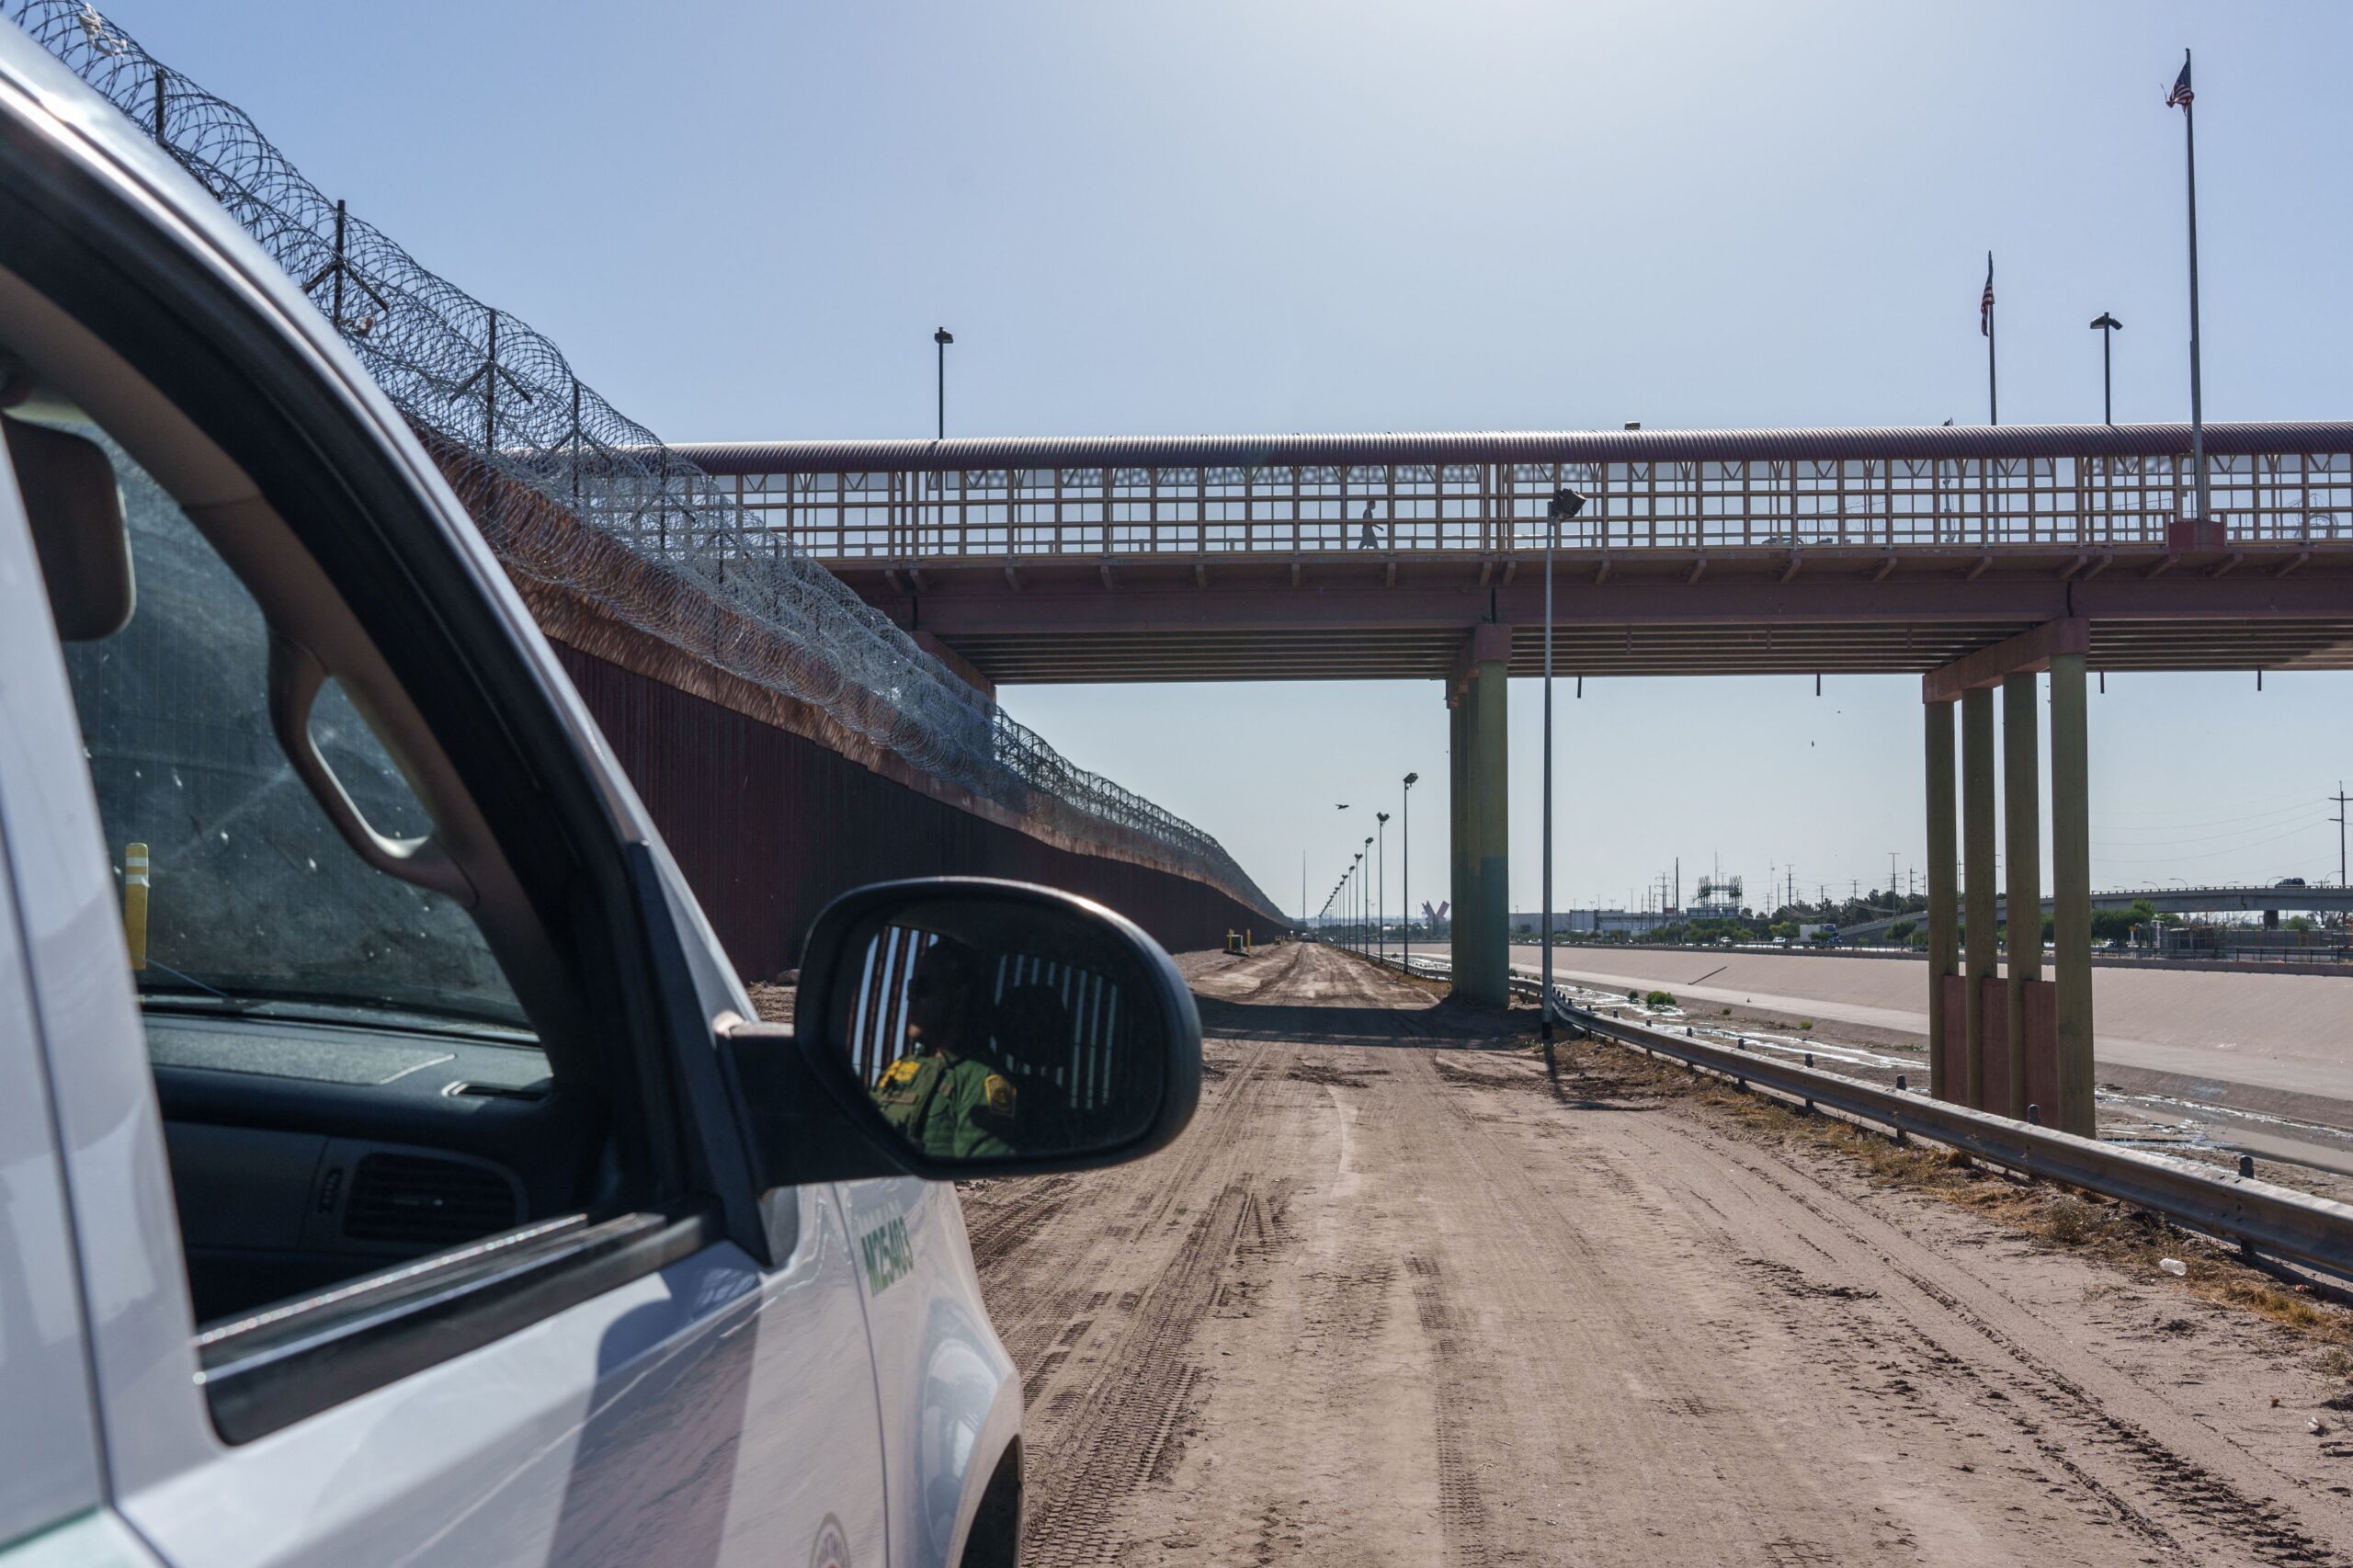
xmin=15 ymin=0 xmax=1279 ymax=919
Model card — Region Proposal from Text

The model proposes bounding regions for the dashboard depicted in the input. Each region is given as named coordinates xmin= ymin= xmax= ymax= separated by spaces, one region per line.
xmin=146 ymin=1010 xmax=598 ymax=1324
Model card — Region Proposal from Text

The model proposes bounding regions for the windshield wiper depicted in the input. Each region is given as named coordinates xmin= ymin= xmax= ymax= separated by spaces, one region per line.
xmin=137 ymin=986 xmax=532 ymax=1040
xmin=139 ymin=962 xmax=258 ymax=1012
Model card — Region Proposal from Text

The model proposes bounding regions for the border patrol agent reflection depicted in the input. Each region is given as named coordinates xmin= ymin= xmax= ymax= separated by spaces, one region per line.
xmin=874 ymin=938 xmax=1019 ymax=1159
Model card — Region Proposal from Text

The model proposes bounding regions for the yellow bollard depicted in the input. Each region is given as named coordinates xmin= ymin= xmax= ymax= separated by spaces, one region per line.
xmin=122 ymin=841 xmax=149 ymax=971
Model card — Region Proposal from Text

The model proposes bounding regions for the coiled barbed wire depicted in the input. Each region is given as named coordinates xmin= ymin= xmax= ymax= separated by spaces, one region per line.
xmin=12 ymin=0 xmax=1276 ymax=917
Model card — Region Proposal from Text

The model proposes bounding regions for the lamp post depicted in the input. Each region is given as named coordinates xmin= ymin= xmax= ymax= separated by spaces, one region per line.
xmin=2089 ymin=313 xmax=2123 ymax=426
xmin=932 ymin=327 xmax=953 ymax=440
xmin=1377 ymin=812 xmax=1392 ymax=967
xmin=1354 ymin=852 xmax=1366 ymax=953
xmin=1541 ymin=487 xmax=1589 ymax=1047
xmin=1362 ymin=837 xmax=1374 ymax=955
xmin=1402 ymin=772 xmax=1419 ymax=961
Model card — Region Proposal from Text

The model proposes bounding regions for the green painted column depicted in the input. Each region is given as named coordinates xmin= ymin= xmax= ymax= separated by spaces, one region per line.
xmin=1924 ymin=701 xmax=1958 ymax=1102
xmin=2002 ymin=672 xmax=2041 ymax=1120
xmin=2050 ymin=653 xmax=2095 ymax=1136
xmin=1449 ymin=689 xmax=1470 ymax=983
xmin=1465 ymin=656 xmax=1511 ymax=1005
xmin=1961 ymin=687 xmax=1998 ymax=1109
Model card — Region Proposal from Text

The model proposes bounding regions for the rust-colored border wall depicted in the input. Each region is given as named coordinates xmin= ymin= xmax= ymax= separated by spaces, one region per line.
xmin=554 ymin=643 xmax=1273 ymax=978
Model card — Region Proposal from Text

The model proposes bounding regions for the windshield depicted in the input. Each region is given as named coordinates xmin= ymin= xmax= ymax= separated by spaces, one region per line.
xmin=54 ymin=423 xmax=529 ymax=1033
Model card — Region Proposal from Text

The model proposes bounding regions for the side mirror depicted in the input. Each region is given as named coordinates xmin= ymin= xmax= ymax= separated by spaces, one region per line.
xmin=721 ymin=878 xmax=1201 ymax=1184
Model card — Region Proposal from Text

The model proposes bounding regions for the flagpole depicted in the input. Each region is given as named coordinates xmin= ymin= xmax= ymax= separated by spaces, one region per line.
xmin=1985 ymin=252 xmax=1998 ymax=426
xmin=2180 ymin=49 xmax=2207 ymax=525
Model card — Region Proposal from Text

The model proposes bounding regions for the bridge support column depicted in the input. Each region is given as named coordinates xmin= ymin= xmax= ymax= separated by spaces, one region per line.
xmin=2050 ymin=653 xmax=2095 ymax=1137
xmin=1449 ymin=626 xmax=1512 ymax=1006
xmin=1449 ymin=690 xmax=1471 ymax=983
xmin=1927 ymin=619 xmax=2093 ymax=1124
xmin=2002 ymin=673 xmax=2041 ymax=1119
xmin=1961 ymin=687 xmax=1998 ymax=1109
xmin=1924 ymin=702 xmax=1958 ymax=1102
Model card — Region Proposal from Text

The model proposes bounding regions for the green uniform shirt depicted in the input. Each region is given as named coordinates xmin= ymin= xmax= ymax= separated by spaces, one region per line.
xmin=873 ymin=1051 xmax=1017 ymax=1159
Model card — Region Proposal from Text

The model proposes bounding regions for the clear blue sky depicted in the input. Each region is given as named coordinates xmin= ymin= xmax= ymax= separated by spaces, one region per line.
xmin=84 ymin=0 xmax=2353 ymax=917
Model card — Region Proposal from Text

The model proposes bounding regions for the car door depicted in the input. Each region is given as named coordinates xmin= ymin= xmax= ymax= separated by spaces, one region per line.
xmin=0 ymin=32 xmax=892 ymax=1568
xmin=0 ymin=519 xmax=125 ymax=1564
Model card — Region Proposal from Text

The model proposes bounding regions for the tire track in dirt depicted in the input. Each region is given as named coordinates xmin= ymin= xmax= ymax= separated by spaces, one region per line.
xmin=972 ymin=944 xmax=2353 ymax=1565
xmin=1529 ymin=1053 xmax=2353 ymax=1564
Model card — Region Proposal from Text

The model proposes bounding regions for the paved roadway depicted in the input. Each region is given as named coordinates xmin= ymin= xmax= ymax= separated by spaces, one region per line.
xmin=963 ymin=943 xmax=2353 ymax=1567
xmin=1405 ymin=943 xmax=2353 ymax=1109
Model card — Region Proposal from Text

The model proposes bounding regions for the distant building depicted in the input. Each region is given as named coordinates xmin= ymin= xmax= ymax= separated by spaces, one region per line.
xmin=1514 ymin=909 xmax=1663 ymax=937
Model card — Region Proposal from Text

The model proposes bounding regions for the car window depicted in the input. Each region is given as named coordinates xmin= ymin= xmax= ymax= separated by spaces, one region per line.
xmin=50 ymin=423 xmax=527 ymax=1035
xmin=4 ymin=383 xmax=646 ymax=1436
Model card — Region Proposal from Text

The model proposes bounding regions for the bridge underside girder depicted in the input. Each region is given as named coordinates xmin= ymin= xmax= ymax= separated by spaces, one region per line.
xmin=842 ymin=545 xmax=2353 ymax=683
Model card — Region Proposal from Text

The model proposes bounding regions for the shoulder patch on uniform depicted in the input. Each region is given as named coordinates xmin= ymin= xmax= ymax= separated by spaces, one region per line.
xmin=983 ymin=1073 xmax=1017 ymax=1114
xmin=881 ymin=1056 xmax=922 ymax=1086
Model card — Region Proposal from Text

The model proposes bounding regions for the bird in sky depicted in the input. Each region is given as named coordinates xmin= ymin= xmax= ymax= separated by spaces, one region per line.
xmin=1336 ymin=803 xmax=1351 ymax=810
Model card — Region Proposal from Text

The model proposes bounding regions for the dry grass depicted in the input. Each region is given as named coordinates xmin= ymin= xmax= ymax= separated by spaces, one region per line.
xmin=1545 ymin=1029 xmax=2353 ymax=1355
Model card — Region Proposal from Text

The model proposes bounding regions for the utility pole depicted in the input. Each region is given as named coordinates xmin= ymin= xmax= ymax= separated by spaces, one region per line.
xmin=2333 ymin=782 xmax=2349 ymax=888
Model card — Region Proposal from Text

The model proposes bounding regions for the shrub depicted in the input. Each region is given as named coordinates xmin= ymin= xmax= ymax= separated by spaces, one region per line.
xmin=1644 ymin=990 xmax=1677 ymax=1011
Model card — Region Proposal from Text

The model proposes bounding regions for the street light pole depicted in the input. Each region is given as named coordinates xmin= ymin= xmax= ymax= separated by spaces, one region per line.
xmin=1363 ymin=837 xmax=1374 ymax=957
xmin=1377 ymin=812 xmax=1392 ymax=967
xmin=933 ymin=327 xmax=953 ymax=440
xmin=1403 ymin=772 xmax=1419 ymax=962
xmin=1541 ymin=487 xmax=1588 ymax=1049
xmin=1357 ymin=850 xmax=1368 ymax=954
xmin=2090 ymin=313 xmax=2123 ymax=426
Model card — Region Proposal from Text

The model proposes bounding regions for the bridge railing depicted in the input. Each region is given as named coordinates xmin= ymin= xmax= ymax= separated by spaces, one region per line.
xmin=688 ymin=444 xmax=2353 ymax=561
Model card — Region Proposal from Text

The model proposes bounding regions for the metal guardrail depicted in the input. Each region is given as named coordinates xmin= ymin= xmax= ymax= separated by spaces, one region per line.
xmin=1368 ymin=949 xmax=2353 ymax=1278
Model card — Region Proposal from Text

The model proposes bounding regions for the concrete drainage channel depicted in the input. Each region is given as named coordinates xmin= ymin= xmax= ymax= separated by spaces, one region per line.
xmin=1371 ymin=949 xmax=2353 ymax=1281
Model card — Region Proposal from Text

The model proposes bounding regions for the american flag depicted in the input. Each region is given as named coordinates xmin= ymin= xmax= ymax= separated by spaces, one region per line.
xmin=2165 ymin=55 xmax=2194 ymax=109
xmin=1980 ymin=255 xmax=1995 ymax=337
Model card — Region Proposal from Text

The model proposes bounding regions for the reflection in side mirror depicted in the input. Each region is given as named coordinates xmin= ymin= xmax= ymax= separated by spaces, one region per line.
xmin=722 ymin=879 xmax=1200 ymax=1195
xmin=832 ymin=897 xmax=1166 ymax=1166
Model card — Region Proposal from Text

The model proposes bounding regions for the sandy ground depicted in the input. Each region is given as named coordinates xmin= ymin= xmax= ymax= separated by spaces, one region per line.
xmin=965 ymin=942 xmax=2353 ymax=1567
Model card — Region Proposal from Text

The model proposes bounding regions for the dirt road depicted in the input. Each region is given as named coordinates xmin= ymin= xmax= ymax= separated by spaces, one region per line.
xmin=963 ymin=941 xmax=2353 ymax=1567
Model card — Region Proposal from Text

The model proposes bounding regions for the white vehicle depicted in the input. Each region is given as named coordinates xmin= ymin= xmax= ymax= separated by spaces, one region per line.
xmin=0 ymin=29 xmax=1199 ymax=1568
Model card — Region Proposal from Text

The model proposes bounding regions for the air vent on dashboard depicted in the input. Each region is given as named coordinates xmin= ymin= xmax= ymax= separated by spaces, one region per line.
xmin=342 ymin=1153 xmax=520 ymax=1247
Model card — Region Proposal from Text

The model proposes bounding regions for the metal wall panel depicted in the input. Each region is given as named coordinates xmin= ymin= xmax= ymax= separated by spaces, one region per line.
xmin=555 ymin=645 xmax=1265 ymax=979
